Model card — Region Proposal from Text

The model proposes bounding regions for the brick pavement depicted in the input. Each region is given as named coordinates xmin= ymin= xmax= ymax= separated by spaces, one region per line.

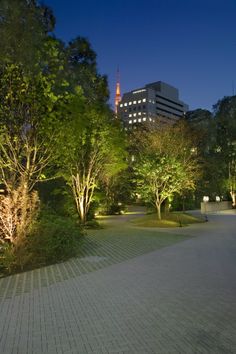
xmin=0 ymin=211 xmax=236 ymax=353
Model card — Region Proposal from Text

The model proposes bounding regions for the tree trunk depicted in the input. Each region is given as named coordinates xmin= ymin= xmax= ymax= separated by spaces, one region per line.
xmin=230 ymin=191 xmax=236 ymax=207
xmin=78 ymin=198 xmax=87 ymax=224
xmin=156 ymin=203 xmax=161 ymax=220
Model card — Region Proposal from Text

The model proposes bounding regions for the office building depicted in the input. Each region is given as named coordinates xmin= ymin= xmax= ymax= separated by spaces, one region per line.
xmin=117 ymin=81 xmax=188 ymax=127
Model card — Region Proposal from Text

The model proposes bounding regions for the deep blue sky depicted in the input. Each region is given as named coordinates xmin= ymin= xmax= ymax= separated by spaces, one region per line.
xmin=45 ymin=0 xmax=236 ymax=111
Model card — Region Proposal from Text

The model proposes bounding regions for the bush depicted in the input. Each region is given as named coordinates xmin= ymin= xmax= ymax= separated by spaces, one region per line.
xmin=28 ymin=213 xmax=83 ymax=265
xmin=0 ymin=211 xmax=83 ymax=276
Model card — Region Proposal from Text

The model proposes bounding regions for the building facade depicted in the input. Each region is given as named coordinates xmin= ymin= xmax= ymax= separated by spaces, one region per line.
xmin=117 ymin=81 xmax=188 ymax=127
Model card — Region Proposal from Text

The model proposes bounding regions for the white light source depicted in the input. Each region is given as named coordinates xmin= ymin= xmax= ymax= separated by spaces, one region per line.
xmin=203 ymin=196 xmax=209 ymax=202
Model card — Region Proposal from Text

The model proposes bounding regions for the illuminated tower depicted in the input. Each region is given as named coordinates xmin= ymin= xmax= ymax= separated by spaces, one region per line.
xmin=115 ymin=67 xmax=121 ymax=114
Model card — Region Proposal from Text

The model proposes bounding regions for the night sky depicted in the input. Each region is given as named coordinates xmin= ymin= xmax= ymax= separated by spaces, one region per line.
xmin=45 ymin=0 xmax=236 ymax=112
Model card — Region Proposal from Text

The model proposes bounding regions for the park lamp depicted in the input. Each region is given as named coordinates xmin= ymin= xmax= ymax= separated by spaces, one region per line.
xmin=203 ymin=196 xmax=209 ymax=222
xmin=203 ymin=196 xmax=209 ymax=202
xmin=216 ymin=196 xmax=220 ymax=202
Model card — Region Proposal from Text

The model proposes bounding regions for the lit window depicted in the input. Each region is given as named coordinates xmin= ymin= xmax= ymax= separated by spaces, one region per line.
xmin=129 ymin=114 xmax=132 ymax=117
xmin=134 ymin=119 xmax=137 ymax=123
xmin=120 ymin=104 xmax=123 ymax=107
xmin=143 ymin=117 xmax=146 ymax=121
xmin=143 ymin=98 xmax=146 ymax=102
xmin=138 ymin=112 xmax=141 ymax=115
xmin=149 ymin=118 xmax=152 ymax=121
xmin=143 ymin=112 xmax=146 ymax=115
xmin=129 ymin=120 xmax=132 ymax=124
xmin=129 ymin=101 xmax=132 ymax=105
xmin=133 ymin=100 xmax=137 ymax=104
xmin=124 ymin=103 xmax=127 ymax=106
xmin=133 ymin=113 xmax=137 ymax=117
xmin=138 ymin=100 xmax=141 ymax=103
xmin=138 ymin=118 xmax=141 ymax=122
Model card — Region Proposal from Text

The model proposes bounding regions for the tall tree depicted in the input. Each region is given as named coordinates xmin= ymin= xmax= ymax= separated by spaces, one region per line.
xmin=0 ymin=63 xmax=64 ymax=244
xmin=214 ymin=96 xmax=236 ymax=205
xmin=0 ymin=0 xmax=56 ymax=69
xmin=65 ymin=37 xmax=109 ymax=102
xmin=56 ymin=91 xmax=126 ymax=224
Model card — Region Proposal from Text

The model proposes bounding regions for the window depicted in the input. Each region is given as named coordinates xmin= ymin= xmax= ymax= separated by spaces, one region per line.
xmin=138 ymin=118 xmax=141 ymax=122
xmin=129 ymin=120 xmax=132 ymax=124
xmin=143 ymin=117 xmax=146 ymax=121
xmin=133 ymin=113 xmax=137 ymax=117
xmin=133 ymin=100 xmax=137 ymax=104
xmin=143 ymin=105 xmax=146 ymax=109
xmin=124 ymin=103 xmax=127 ymax=106
xmin=134 ymin=119 xmax=137 ymax=123
xmin=120 ymin=104 xmax=123 ymax=107
xmin=138 ymin=100 xmax=141 ymax=103
xmin=133 ymin=107 xmax=136 ymax=111
xmin=143 ymin=98 xmax=146 ymax=102
xmin=138 ymin=112 xmax=141 ymax=115
xmin=129 ymin=101 xmax=132 ymax=105
xmin=129 ymin=114 xmax=132 ymax=117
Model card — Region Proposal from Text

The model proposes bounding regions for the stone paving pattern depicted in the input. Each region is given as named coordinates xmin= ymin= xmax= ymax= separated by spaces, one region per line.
xmin=0 ymin=211 xmax=236 ymax=353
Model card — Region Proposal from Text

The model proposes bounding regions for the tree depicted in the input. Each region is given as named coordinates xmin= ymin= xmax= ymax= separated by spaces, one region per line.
xmin=213 ymin=96 xmax=236 ymax=205
xmin=0 ymin=0 xmax=56 ymax=70
xmin=56 ymin=91 xmax=126 ymax=224
xmin=58 ymin=97 xmax=125 ymax=224
xmin=0 ymin=0 xmax=70 ymax=247
xmin=0 ymin=63 xmax=64 ymax=244
xmin=133 ymin=121 xmax=201 ymax=219
xmin=64 ymin=37 xmax=109 ymax=102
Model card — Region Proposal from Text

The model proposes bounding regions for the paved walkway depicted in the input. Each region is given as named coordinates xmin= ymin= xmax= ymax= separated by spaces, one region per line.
xmin=0 ymin=211 xmax=236 ymax=353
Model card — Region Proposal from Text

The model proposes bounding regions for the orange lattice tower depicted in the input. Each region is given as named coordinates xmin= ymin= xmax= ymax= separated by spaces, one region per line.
xmin=115 ymin=67 xmax=121 ymax=115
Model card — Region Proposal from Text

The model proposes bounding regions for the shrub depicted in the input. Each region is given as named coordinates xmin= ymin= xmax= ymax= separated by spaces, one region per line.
xmin=0 ymin=211 xmax=83 ymax=275
xmin=28 ymin=214 xmax=84 ymax=265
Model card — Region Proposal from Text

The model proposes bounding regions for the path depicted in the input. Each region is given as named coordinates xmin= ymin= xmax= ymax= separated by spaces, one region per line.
xmin=0 ymin=210 xmax=236 ymax=353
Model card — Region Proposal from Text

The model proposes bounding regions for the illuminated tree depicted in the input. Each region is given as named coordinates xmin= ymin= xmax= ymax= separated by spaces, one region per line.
xmin=133 ymin=121 xmax=200 ymax=219
xmin=0 ymin=64 xmax=63 ymax=244
xmin=57 ymin=92 xmax=126 ymax=224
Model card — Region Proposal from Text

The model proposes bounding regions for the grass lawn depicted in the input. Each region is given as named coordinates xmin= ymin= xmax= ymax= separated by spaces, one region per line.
xmin=131 ymin=212 xmax=205 ymax=228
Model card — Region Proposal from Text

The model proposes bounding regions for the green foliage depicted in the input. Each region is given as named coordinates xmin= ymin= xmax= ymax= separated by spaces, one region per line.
xmin=201 ymin=96 xmax=236 ymax=204
xmin=0 ymin=0 xmax=58 ymax=72
xmin=0 ymin=243 xmax=17 ymax=274
xmin=65 ymin=37 xmax=109 ymax=102
xmin=0 ymin=63 xmax=65 ymax=194
xmin=0 ymin=211 xmax=83 ymax=275
xmin=56 ymin=93 xmax=127 ymax=223
xmin=133 ymin=121 xmax=201 ymax=219
xmin=28 ymin=213 xmax=83 ymax=264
